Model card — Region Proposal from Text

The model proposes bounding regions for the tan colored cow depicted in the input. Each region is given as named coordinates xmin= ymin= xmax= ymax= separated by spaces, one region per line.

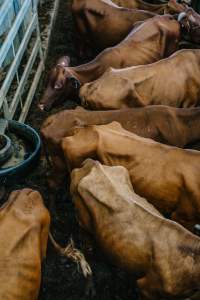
xmin=80 ymin=49 xmax=200 ymax=110
xmin=41 ymin=105 xmax=200 ymax=187
xmin=62 ymin=122 xmax=200 ymax=231
xmin=71 ymin=159 xmax=200 ymax=300
xmin=0 ymin=189 xmax=50 ymax=300
xmin=39 ymin=15 xmax=180 ymax=111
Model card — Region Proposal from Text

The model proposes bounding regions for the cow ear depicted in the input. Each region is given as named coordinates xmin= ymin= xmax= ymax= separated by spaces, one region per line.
xmin=54 ymin=81 xmax=63 ymax=90
xmin=57 ymin=56 xmax=70 ymax=67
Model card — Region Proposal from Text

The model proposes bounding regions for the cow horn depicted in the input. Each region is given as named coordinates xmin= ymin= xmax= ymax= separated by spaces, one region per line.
xmin=178 ymin=12 xmax=187 ymax=22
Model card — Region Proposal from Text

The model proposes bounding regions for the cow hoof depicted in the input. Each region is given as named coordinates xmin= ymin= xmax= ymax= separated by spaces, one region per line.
xmin=194 ymin=224 xmax=200 ymax=236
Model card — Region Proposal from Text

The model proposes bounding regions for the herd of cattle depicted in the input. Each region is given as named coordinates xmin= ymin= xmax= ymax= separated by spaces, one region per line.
xmin=4 ymin=0 xmax=200 ymax=299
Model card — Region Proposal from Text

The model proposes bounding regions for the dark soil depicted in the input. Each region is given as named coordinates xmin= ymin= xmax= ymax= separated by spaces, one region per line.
xmin=3 ymin=0 xmax=138 ymax=299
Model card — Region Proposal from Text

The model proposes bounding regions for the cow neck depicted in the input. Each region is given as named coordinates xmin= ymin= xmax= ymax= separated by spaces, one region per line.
xmin=70 ymin=60 xmax=103 ymax=84
xmin=97 ymin=127 xmax=144 ymax=168
xmin=126 ymin=30 xmax=165 ymax=64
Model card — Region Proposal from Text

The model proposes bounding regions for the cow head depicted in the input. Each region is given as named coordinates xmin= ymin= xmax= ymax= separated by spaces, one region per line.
xmin=38 ymin=56 xmax=81 ymax=111
xmin=80 ymin=68 xmax=133 ymax=110
xmin=70 ymin=159 xmax=133 ymax=234
xmin=178 ymin=8 xmax=200 ymax=43
xmin=61 ymin=125 xmax=99 ymax=170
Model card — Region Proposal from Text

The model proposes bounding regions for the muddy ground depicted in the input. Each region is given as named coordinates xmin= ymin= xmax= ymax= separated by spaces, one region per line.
xmin=4 ymin=0 xmax=139 ymax=299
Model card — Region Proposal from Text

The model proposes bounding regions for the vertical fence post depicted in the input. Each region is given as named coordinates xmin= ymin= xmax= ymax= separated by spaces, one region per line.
xmin=0 ymin=0 xmax=44 ymax=121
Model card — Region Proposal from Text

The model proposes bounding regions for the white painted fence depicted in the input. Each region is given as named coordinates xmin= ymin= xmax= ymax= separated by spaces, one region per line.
xmin=0 ymin=0 xmax=44 ymax=122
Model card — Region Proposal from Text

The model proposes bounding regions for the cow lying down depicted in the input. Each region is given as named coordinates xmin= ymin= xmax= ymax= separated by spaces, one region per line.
xmin=71 ymin=159 xmax=200 ymax=300
xmin=39 ymin=15 xmax=180 ymax=111
xmin=80 ymin=49 xmax=200 ymax=110
xmin=0 ymin=189 xmax=50 ymax=300
xmin=62 ymin=122 xmax=200 ymax=231
xmin=41 ymin=105 xmax=200 ymax=187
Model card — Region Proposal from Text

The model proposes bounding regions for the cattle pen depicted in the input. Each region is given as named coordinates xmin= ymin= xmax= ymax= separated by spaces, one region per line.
xmin=1 ymin=1 xmax=200 ymax=300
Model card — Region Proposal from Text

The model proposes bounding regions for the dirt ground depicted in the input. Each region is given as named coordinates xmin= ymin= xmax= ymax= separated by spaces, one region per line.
xmin=3 ymin=0 xmax=139 ymax=299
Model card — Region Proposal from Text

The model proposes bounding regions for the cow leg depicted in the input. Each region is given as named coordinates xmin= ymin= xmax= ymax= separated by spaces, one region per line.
xmin=73 ymin=15 xmax=94 ymax=59
xmin=74 ymin=32 xmax=90 ymax=59
xmin=72 ymin=18 xmax=86 ymax=58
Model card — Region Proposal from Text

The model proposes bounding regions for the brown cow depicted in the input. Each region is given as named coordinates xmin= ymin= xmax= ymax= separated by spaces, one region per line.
xmin=113 ymin=1 xmax=200 ymax=45
xmin=71 ymin=0 xmax=188 ymax=53
xmin=71 ymin=0 xmax=155 ymax=51
xmin=39 ymin=15 xmax=180 ymax=111
xmin=0 ymin=188 xmax=50 ymax=300
xmin=41 ymin=105 xmax=200 ymax=187
xmin=62 ymin=121 xmax=200 ymax=231
xmin=71 ymin=159 xmax=200 ymax=300
xmin=80 ymin=49 xmax=200 ymax=110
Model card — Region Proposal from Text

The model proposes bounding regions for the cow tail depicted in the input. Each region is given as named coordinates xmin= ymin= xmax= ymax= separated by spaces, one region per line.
xmin=48 ymin=232 xmax=92 ymax=278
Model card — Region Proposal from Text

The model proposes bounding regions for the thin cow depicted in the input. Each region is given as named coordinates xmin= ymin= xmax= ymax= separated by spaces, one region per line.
xmin=71 ymin=0 xmax=188 ymax=52
xmin=62 ymin=122 xmax=200 ymax=231
xmin=71 ymin=0 xmax=155 ymax=51
xmin=39 ymin=15 xmax=180 ymax=111
xmin=71 ymin=159 xmax=200 ymax=300
xmin=80 ymin=49 xmax=200 ymax=109
xmin=41 ymin=105 xmax=200 ymax=187
xmin=0 ymin=189 xmax=50 ymax=300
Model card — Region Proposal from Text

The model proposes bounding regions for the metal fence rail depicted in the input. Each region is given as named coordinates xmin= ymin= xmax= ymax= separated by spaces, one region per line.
xmin=0 ymin=0 xmax=44 ymax=122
